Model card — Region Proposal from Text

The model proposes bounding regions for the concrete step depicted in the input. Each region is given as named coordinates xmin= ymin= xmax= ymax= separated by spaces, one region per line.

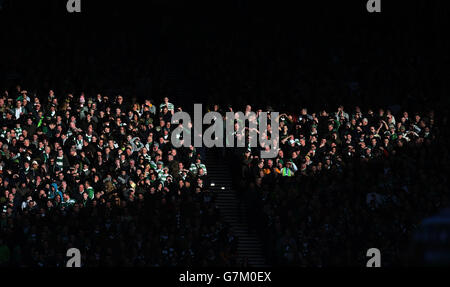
xmin=206 ymin=149 xmax=269 ymax=268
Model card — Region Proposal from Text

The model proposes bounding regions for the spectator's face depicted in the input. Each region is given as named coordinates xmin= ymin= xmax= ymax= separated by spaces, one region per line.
xmin=234 ymin=122 xmax=239 ymax=131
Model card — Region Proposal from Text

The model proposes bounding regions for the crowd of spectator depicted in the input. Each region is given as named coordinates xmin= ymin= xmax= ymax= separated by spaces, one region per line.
xmin=1 ymin=0 xmax=449 ymax=267
xmin=0 ymin=89 xmax=238 ymax=266
xmin=225 ymin=104 xmax=449 ymax=266
xmin=180 ymin=11 xmax=450 ymax=266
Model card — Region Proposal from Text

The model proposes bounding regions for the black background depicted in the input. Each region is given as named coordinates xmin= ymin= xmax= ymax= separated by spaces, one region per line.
xmin=1 ymin=0 xmax=449 ymax=280
xmin=1 ymin=0 xmax=449 ymax=113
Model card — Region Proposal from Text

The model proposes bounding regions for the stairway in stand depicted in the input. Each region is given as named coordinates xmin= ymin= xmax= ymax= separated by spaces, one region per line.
xmin=205 ymin=148 xmax=269 ymax=267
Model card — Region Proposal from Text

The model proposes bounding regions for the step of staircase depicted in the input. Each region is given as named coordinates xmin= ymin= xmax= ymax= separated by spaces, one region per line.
xmin=166 ymin=60 xmax=268 ymax=267
xmin=206 ymin=149 xmax=269 ymax=268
